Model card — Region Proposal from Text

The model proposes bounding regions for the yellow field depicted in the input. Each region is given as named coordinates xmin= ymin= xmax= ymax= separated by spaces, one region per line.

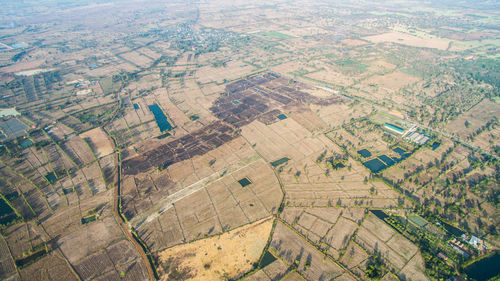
xmin=158 ymin=217 xmax=274 ymax=281
xmin=79 ymin=127 xmax=114 ymax=157
xmin=364 ymin=31 xmax=450 ymax=50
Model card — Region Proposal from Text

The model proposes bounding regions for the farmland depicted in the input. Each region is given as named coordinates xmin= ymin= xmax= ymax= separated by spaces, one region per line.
xmin=0 ymin=0 xmax=498 ymax=280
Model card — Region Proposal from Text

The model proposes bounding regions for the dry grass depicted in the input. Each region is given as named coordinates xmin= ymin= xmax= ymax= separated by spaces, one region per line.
xmin=364 ymin=31 xmax=450 ymax=50
xmin=79 ymin=127 xmax=114 ymax=158
xmin=158 ymin=217 xmax=273 ymax=281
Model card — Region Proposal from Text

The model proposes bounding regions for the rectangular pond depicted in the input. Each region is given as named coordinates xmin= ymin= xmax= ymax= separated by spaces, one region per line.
xmin=277 ymin=114 xmax=287 ymax=120
xmin=363 ymin=158 xmax=387 ymax=173
xmin=431 ymin=142 xmax=441 ymax=150
xmin=0 ymin=194 xmax=20 ymax=225
xmin=357 ymin=149 xmax=372 ymax=158
xmin=45 ymin=172 xmax=57 ymax=184
xmin=148 ymin=104 xmax=173 ymax=132
xmin=270 ymin=157 xmax=290 ymax=167
xmin=393 ymin=147 xmax=406 ymax=156
xmin=378 ymin=155 xmax=395 ymax=166
xmin=370 ymin=210 xmax=388 ymax=220
xmin=238 ymin=177 xmax=252 ymax=187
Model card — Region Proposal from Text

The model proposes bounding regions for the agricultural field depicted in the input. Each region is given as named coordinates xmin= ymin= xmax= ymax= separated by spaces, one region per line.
xmin=0 ymin=0 xmax=498 ymax=281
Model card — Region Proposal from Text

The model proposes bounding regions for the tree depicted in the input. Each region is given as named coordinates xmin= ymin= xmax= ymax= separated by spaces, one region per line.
xmin=365 ymin=254 xmax=383 ymax=280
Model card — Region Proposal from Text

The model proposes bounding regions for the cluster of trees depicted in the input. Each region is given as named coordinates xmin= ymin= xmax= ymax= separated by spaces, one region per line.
xmin=364 ymin=254 xmax=384 ymax=280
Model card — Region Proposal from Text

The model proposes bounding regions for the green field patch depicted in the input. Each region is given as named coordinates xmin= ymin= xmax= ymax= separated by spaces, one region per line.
xmin=408 ymin=215 xmax=428 ymax=228
xmin=334 ymin=59 xmax=368 ymax=74
xmin=258 ymin=31 xmax=295 ymax=40
xmin=99 ymin=77 xmax=115 ymax=94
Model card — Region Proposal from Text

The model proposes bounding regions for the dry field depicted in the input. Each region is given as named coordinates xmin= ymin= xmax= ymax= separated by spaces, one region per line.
xmin=134 ymin=155 xmax=282 ymax=250
xmin=361 ymin=71 xmax=420 ymax=92
xmin=341 ymin=39 xmax=369 ymax=46
xmin=195 ymin=61 xmax=260 ymax=84
xmin=363 ymin=31 xmax=450 ymax=50
xmin=119 ymin=51 xmax=153 ymax=68
xmin=444 ymin=99 xmax=499 ymax=139
xmin=304 ymin=67 xmax=357 ymax=87
xmin=79 ymin=127 xmax=114 ymax=158
xmin=270 ymin=221 xmax=348 ymax=280
xmin=354 ymin=213 xmax=428 ymax=280
xmin=158 ymin=217 xmax=273 ymax=281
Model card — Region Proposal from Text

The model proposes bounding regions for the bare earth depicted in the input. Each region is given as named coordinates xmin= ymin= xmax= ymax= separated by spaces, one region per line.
xmin=158 ymin=217 xmax=274 ymax=281
xmin=364 ymin=31 xmax=450 ymax=50
xmin=79 ymin=127 xmax=114 ymax=157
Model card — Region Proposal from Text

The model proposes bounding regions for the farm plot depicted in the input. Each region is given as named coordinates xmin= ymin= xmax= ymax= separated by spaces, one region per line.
xmin=287 ymin=106 xmax=328 ymax=132
xmin=136 ymin=47 xmax=162 ymax=60
xmin=354 ymin=213 xmax=426 ymax=278
xmin=361 ymin=71 xmax=420 ymax=92
xmin=195 ymin=61 xmax=260 ymax=84
xmin=98 ymin=154 xmax=115 ymax=189
xmin=281 ymin=207 xmax=341 ymax=244
xmin=58 ymin=115 xmax=90 ymax=133
xmin=303 ymin=66 xmax=357 ymax=87
xmin=120 ymin=173 xmax=175 ymax=221
xmin=118 ymin=51 xmax=153 ymax=68
xmin=43 ymin=143 xmax=75 ymax=172
xmin=61 ymin=136 xmax=95 ymax=166
xmin=18 ymin=251 xmax=79 ymax=281
xmin=241 ymin=118 xmax=331 ymax=163
xmin=340 ymin=241 xmax=370 ymax=271
xmin=315 ymin=102 xmax=373 ymax=128
xmin=135 ymin=156 xmax=282 ymax=250
xmin=157 ymin=217 xmax=273 ymax=281
xmin=81 ymin=162 xmax=106 ymax=194
xmin=363 ymin=31 xmax=450 ymax=50
xmin=0 ymin=165 xmax=52 ymax=216
xmin=0 ymin=235 xmax=17 ymax=280
xmin=125 ymin=74 xmax=162 ymax=94
xmin=270 ymin=221 xmax=347 ymax=280
xmin=153 ymin=88 xmax=192 ymax=129
xmin=324 ymin=217 xmax=360 ymax=252
xmin=79 ymin=127 xmax=114 ymax=158
xmin=125 ymin=136 xmax=259 ymax=221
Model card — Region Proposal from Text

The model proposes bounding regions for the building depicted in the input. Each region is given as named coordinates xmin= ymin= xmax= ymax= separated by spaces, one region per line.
xmin=384 ymin=123 xmax=405 ymax=134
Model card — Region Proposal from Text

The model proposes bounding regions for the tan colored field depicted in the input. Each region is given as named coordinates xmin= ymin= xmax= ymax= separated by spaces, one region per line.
xmin=119 ymin=51 xmax=153 ymax=68
xmin=363 ymin=71 xmax=420 ymax=91
xmin=158 ymin=217 xmax=273 ymax=281
xmin=79 ymin=127 xmax=114 ymax=157
xmin=364 ymin=31 xmax=450 ymax=50
xmin=305 ymin=67 xmax=356 ymax=87
xmin=0 ymin=60 xmax=46 ymax=73
xmin=341 ymin=39 xmax=368 ymax=46
xmin=196 ymin=60 xmax=259 ymax=84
